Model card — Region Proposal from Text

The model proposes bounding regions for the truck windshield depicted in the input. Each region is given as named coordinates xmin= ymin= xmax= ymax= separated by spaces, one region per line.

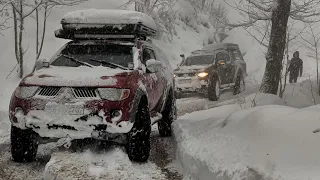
xmin=182 ymin=55 xmax=214 ymax=66
xmin=51 ymin=44 xmax=133 ymax=68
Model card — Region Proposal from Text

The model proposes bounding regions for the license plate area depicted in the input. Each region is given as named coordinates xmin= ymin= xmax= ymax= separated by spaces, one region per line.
xmin=45 ymin=104 xmax=84 ymax=115
xmin=179 ymin=79 xmax=192 ymax=84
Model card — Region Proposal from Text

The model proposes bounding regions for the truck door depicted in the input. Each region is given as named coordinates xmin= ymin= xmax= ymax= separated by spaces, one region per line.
xmin=216 ymin=51 xmax=234 ymax=85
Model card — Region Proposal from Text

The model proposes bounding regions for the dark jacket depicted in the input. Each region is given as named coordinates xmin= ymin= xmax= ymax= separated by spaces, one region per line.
xmin=288 ymin=51 xmax=303 ymax=76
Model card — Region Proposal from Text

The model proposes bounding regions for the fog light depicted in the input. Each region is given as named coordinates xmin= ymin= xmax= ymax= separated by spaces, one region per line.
xmin=111 ymin=110 xmax=122 ymax=123
xmin=11 ymin=107 xmax=24 ymax=123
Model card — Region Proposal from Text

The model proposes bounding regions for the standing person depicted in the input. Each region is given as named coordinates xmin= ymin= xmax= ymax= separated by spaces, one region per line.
xmin=288 ymin=51 xmax=303 ymax=83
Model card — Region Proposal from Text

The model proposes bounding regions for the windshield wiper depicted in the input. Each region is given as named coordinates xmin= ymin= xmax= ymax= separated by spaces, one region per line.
xmin=88 ymin=59 xmax=128 ymax=70
xmin=61 ymin=54 xmax=93 ymax=68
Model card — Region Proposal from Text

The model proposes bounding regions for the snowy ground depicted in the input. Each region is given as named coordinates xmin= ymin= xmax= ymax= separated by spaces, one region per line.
xmin=0 ymin=119 xmax=182 ymax=180
xmin=173 ymin=80 xmax=320 ymax=180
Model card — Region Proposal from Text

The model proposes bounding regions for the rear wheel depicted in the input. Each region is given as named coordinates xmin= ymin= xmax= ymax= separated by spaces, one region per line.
xmin=158 ymin=92 xmax=176 ymax=137
xmin=208 ymin=77 xmax=220 ymax=101
xmin=234 ymin=74 xmax=245 ymax=95
xmin=11 ymin=126 xmax=38 ymax=162
xmin=127 ymin=97 xmax=151 ymax=163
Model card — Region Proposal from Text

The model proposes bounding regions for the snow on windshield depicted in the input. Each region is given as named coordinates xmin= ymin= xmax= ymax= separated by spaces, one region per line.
xmin=182 ymin=55 xmax=214 ymax=66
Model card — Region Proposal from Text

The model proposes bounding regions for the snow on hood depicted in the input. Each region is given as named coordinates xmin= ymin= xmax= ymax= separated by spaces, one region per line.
xmin=23 ymin=66 xmax=131 ymax=87
xmin=175 ymin=65 xmax=209 ymax=73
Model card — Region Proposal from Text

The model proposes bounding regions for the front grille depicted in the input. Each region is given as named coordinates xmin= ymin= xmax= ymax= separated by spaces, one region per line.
xmin=38 ymin=87 xmax=61 ymax=97
xmin=177 ymin=72 xmax=196 ymax=77
xmin=72 ymin=88 xmax=97 ymax=98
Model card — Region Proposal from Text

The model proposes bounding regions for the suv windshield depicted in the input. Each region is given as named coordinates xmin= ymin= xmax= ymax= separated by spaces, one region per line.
xmin=51 ymin=44 xmax=133 ymax=68
xmin=182 ymin=55 xmax=214 ymax=66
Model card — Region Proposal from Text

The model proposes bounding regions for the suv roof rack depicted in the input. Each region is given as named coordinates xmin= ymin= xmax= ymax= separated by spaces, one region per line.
xmin=191 ymin=49 xmax=216 ymax=55
xmin=55 ymin=22 xmax=157 ymax=40
xmin=55 ymin=9 xmax=158 ymax=40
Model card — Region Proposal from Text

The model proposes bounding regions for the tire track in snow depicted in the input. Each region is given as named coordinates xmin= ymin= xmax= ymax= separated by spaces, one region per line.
xmin=150 ymin=129 xmax=183 ymax=180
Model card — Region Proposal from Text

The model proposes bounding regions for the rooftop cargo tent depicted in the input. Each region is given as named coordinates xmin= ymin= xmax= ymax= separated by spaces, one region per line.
xmin=54 ymin=9 xmax=158 ymax=40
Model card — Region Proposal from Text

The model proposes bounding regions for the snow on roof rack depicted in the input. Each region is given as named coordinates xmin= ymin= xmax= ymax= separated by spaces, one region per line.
xmin=55 ymin=9 xmax=158 ymax=40
xmin=191 ymin=50 xmax=215 ymax=55
xmin=202 ymin=43 xmax=239 ymax=50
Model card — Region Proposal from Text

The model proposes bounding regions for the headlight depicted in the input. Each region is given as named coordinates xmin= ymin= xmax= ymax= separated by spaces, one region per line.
xmin=14 ymin=86 xmax=39 ymax=99
xmin=97 ymin=88 xmax=130 ymax=101
xmin=197 ymin=72 xmax=208 ymax=78
xmin=174 ymin=74 xmax=177 ymax=78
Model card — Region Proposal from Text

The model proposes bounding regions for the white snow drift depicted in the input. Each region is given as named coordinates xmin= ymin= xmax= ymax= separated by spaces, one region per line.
xmin=174 ymin=93 xmax=320 ymax=180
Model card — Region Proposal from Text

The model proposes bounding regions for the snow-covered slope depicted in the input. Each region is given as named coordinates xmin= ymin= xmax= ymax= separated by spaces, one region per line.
xmin=174 ymin=92 xmax=320 ymax=180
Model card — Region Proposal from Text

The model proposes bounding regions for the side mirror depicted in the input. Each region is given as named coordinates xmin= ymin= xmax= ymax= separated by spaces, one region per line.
xmin=146 ymin=59 xmax=162 ymax=73
xmin=34 ymin=58 xmax=47 ymax=71
xmin=180 ymin=54 xmax=185 ymax=62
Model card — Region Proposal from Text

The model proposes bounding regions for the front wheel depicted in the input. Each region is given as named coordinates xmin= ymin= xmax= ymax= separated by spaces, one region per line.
xmin=234 ymin=75 xmax=245 ymax=95
xmin=208 ymin=77 xmax=220 ymax=101
xmin=127 ymin=97 xmax=151 ymax=163
xmin=158 ymin=92 xmax=176 ymax=137
xmin=11 ymin=126 xmax=38 ymax=162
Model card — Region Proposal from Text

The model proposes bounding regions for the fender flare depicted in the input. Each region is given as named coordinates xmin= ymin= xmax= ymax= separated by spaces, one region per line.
xmin=209 ymin=71 xmax=220 ymax=85
xmin=129 ymin=88 xmax=148 ymax=123
xmin=233 ymin=66 xmax=243 ymax=83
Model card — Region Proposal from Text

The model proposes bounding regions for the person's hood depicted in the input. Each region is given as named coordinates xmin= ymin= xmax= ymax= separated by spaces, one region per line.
xmin=20 ymin=66 xmax=133 ymax=88
xmin=293 ymin=51 xmax=299 ymax=58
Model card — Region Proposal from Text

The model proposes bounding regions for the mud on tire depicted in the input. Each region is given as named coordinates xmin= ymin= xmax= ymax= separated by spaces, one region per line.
xmin=208 ymin=76 xmax=220 ymax=101
xmin=11 ymin=126 xmax=38 ymax=162
xmin=127 ymin=97 xmax=151 ymax=162
xmin=158 ymin=92 xmax=176 ymax=137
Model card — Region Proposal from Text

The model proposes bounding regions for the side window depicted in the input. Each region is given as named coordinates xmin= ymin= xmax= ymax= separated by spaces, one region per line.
xmin=216 ymin=52 xmax=230 ymax=63
xmin=142 ymin=48 xmax=156 ymax=65
xmin=230 ymin=50 xmax=243 ymax=60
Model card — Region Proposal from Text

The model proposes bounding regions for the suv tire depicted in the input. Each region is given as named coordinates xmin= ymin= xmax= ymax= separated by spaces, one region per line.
xmin=208 ymin=76 xmax=220 ymax=101
xmin=158 ymin=92 xmax=175 ymax=137
xmin=234 ymin=74 xmax=245 ymax=95
xmin=11 ymin=126 xmax=38 ymax=162
xmin=127 ymin=97 xmax=151 ymax=162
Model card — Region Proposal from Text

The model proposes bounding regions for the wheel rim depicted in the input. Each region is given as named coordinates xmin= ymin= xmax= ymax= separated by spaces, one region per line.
xmin=215 ymin=81 xmax=220 ymax=97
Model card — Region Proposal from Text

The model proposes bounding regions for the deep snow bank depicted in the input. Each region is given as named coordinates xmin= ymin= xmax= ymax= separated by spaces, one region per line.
xmin=174 ymin=94 xmax=320 ymax=180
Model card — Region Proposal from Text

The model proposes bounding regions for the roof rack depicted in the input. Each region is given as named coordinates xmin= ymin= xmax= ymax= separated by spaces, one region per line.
xmin=55 ymin=9 xmax=158 ymax=40
xmin=191 ymin=50 xmax=216 ymax=55
xmin=55 ymin=22 xmax=157 ymax=40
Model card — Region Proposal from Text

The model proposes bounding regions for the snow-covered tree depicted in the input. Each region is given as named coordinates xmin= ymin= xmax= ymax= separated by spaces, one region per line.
xmin=8 ymin=0 xmax=87 ymax=78
xmin=228 ymin=0 xmax=320 ymax=95
xmin=0 ymin=1 xmax=11 ymax=35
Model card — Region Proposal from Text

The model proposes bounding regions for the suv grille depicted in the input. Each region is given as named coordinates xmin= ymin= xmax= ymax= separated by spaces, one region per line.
xmin=72 ymin=88 xmax=97 ymax=98
xmin=38 ymin=87 xmax=61 ymax=97
xmin=176 ymin=72 xmax=196 ymax=77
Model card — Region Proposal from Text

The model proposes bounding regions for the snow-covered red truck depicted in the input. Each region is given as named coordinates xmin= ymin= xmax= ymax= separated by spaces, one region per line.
xmin=174 ymin=43 xmax=247 ymax=101
xmin=9 ymin=9 xmax=176 ymax=163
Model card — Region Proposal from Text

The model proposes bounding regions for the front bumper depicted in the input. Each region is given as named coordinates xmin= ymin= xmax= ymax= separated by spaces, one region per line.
xmin=175 ymin=76 xmax=208 ymax=93
xmin=9 ymin=95 xmax=135 ymax=140
xmin=12 ymin=109 xmax=133 ymax=141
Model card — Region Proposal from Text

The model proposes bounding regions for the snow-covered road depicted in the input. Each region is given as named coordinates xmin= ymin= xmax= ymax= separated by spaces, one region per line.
xmin=0 ymin=112 xmax=185 ymax=180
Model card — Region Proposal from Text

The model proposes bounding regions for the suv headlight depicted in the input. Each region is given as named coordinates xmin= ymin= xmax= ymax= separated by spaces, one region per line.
xmin=97 ymin=88 xmax=130 ymax=101
xmin=197 ymin=72 xmax=208 ymax=78
xmin=14 ymin=86 xmax=39 ymax=99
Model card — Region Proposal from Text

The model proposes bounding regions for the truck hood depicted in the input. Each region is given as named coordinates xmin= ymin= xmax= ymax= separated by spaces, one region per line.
xmin=21 ymin=66 xmax=132 ymax=87
xmin=174 ymin=65 xmax=209 ymax=74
